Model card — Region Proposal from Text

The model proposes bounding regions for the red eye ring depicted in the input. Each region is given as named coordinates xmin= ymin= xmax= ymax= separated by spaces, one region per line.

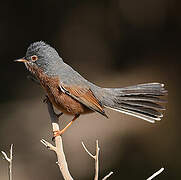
xmin=31 ymin=55 xmax=38 ymax=61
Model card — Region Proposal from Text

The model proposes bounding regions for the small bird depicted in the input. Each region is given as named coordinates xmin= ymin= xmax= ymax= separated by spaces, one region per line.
xmin=15 ymin=41 xmax=167 ymax=137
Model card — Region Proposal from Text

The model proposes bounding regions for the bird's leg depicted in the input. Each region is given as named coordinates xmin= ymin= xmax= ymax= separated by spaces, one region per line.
xmin=53 ymin=114 xmax=80 ymax=138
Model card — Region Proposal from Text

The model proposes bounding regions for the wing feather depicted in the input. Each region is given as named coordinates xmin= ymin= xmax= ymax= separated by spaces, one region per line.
xmin=59 ymin=85 xmax=108 ymax=117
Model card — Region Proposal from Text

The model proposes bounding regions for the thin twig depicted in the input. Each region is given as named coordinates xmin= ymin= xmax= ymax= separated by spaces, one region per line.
xmin=1 ymin=144 xmax=13 ymax=180
xmin=1 ymin=151 xmax=10 ymax=162
xmin=102 ymin=171 xmax=113 ymax=180
xmin=81 ymin=142 xmax=95 ymax=159
xmin=40 ymin=139 xmax=56 ymax=152
xmin=9 ymin=144 xmax=13 ymax=180
xmin=41 ymin=97 xmax=73 ymax=180
xmin=82 ymin=140 xmax=100 ymax=180
xmin=146 ymin=167 xmax=164 ymax=180
xmin=95 ymin=140 xmax=100 ymax=180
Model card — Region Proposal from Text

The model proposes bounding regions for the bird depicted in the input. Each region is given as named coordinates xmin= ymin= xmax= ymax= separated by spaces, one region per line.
xmin=15 ymin=41 xmax=167 ymax=137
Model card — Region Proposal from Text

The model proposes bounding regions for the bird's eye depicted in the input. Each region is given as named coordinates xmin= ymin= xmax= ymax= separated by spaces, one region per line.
xmin=31 ymin=55 xmax=38 ymax=61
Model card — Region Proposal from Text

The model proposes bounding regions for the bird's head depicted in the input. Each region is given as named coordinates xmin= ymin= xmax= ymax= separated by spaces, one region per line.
xmin=15 ymin=41 xmax=63 ymax=75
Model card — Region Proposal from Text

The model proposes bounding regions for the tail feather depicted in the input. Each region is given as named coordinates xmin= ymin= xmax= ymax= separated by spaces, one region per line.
xmin=105 ymin=106 xmax=161 ymax=123
xmin=101 ymin=83 xmax=167 ymax=123
xmin=119 ymin=100 xmax=165 ymax=110
xmin=119 ymin=95 xmax=167 ymax=103
xmin=118 ymin=104 xmax=163 ymax=118
xmin=117 ymin=83 xmax=167 ymax=96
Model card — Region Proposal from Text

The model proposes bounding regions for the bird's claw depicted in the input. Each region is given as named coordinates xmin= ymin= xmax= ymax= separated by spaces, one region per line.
xmin=52 ymin=130 xmax=63 ymax=141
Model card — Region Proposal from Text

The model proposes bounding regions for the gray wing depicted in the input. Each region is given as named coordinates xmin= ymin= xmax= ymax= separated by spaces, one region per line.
xmin=57 ymin=63 xmax=107 ymax=117
xmin=57 ymin=62 xmax=97 ymax=88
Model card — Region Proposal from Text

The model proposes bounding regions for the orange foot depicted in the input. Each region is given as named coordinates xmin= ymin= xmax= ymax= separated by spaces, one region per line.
xmin=52 ymin=114 xmax=80 ymax=141
xmin=53 ymin=130 xmax=63 ymax=137
xmin=52 ymin=130 xmax=63 ymax=141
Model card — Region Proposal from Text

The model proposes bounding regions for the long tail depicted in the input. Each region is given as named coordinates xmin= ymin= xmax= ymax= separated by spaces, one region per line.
xmin=101 ymin=83 xmax=168 ymax=123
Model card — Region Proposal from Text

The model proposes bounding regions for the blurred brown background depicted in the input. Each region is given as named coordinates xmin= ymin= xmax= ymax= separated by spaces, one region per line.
xmin=0 ymin=0 xmax=180 ymax=179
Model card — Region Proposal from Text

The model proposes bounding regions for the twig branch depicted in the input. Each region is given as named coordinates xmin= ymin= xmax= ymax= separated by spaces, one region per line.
xmin=81 ymin=142 xmax=95 ymax=159
xmin=82 ymin=140 xmax=99 ymax=180
xmin=102 ymin=171 xmax=113 ymax=180
xmin=146 ymin=167 xmax=164 ymax=180
xmin=82 ymin=141 xmax=113 ymax=180
xmin=40 ymin=139 xmax=56 ymax=152
xmin=95 ymin=140 xmax=100 ymax=180
xmin=1 ymin=144 xmax=13 ymax=180
xmin=41 ymin=97 xmax=73 ymax=180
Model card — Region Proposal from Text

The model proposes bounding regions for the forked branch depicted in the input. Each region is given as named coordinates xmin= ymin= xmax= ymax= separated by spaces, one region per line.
xmin=1 ymin=144 xmax=13 ymax=180
xmin=40 ymin=97 xmax=73 ymax=180
xmin=82 ymin=141 xmax=113 ymax=180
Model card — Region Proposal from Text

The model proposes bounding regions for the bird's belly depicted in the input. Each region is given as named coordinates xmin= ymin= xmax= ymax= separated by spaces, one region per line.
xmin=36 ymin=71 xmax=93 ymax=115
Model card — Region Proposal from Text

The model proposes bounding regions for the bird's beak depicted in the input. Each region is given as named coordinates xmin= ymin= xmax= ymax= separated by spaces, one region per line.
xmin=14 ymin=57 xmax=28 ymax=63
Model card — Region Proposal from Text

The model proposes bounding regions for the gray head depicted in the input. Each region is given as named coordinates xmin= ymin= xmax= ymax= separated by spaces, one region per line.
xmin=16 ymin=41 xmax=64 ymax=75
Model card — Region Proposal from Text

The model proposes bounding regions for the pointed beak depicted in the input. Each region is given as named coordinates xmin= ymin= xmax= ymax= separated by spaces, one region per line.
xmin=14 ymin=57 xmax=28 ymax=63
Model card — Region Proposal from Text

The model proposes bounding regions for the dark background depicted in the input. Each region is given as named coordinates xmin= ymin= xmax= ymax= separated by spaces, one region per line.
xmin=0 ymin=0 xmax=180 ymax=179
